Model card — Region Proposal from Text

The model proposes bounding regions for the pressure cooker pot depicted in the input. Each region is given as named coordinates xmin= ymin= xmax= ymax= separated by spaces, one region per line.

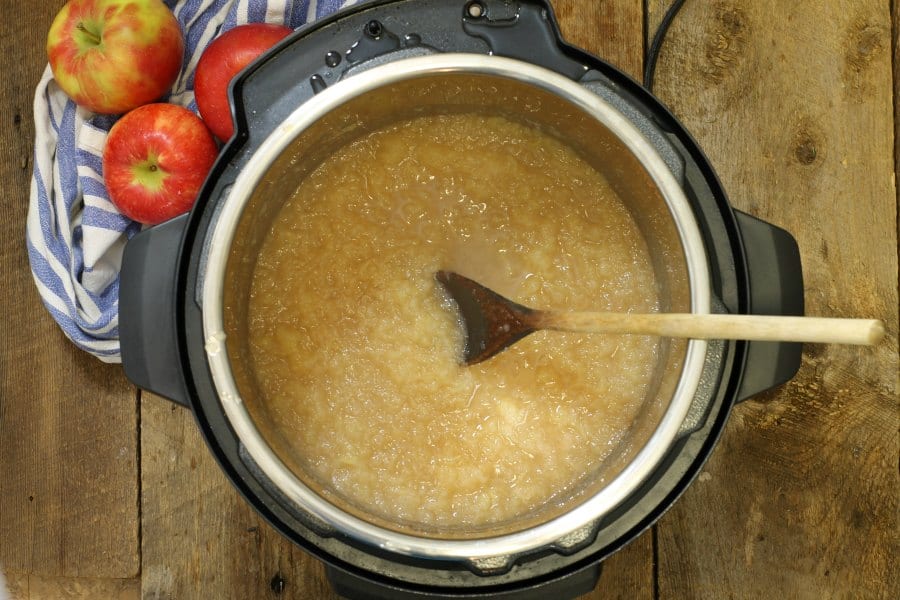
xmin=119 ymin=1 xmax=805 ymax=598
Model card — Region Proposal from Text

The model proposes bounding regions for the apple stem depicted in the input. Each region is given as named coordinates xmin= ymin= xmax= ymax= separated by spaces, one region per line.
xmin=77 ymin=22 xmax=102 ymax=46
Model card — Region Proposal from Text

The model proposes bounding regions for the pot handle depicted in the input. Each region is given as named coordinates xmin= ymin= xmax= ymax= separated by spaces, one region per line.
xmin=733 ymin=210 xmax=804 ymax=402
xmin=119 ymin=214 xmax=190 ymax=407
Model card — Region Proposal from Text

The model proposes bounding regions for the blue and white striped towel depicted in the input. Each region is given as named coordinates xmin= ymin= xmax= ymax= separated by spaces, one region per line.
xmin=27 ymin=0 xmax=356 ymax=362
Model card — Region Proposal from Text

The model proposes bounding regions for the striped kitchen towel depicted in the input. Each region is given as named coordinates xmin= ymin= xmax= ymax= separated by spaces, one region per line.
xmin=27 ymin=0 xmax=357 ymax=363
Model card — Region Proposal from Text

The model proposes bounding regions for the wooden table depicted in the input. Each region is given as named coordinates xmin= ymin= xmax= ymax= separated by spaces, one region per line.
xmin=2 ymin=1 xmax=896 ymax=598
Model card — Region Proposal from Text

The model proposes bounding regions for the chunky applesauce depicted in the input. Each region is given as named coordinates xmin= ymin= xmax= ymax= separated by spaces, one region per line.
xmin=245 ymin=113 xmax=660 ymax=532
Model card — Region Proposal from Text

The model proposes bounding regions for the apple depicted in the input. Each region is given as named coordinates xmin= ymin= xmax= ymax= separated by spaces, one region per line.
xmin=194 ymin=23 xmax=293 ymax=141
xmin=47 ymin=0 xmax=184 ymax=114
xmin=102 ymin=103 xmax=218 ymax=225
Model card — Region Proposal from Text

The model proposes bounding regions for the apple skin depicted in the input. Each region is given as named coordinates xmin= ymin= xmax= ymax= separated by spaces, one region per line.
xmin=194 ymin=23 xmax=293 ymax=142
xmin=47 ymin=0 xmax=184 ymax=114
xmin=102 ymin=103 xmax=218 ymax=225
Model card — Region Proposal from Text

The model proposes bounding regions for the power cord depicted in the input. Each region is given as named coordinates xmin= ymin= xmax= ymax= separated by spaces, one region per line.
xmin=643 ymin=0 xmax=689 ymax=91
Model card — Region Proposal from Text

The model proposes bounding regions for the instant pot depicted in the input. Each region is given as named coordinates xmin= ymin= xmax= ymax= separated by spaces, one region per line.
xmin=119 ymin=1 xmax=804 ymax=598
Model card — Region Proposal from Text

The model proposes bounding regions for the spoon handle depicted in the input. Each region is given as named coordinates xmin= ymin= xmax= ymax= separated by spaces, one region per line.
xmin=535 ymin=312 xmax=885 ymax=346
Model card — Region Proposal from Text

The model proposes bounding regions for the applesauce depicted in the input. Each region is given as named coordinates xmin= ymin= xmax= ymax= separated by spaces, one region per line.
xmin=245 ymin=113 xmax=660 ymax=532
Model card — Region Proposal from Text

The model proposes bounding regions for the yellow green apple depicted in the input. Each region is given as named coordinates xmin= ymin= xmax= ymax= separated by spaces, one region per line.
xmin=47 ymin=0 xmax=184 ymax=114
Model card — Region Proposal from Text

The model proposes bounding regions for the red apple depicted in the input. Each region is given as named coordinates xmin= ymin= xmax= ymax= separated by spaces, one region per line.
xmin=102 ymin=103 xmax=218 ymax=225
xmin=194 ymin=23 xmax=293 ymax=141
xmin=47 ymin=0 xmax=184 ymax=114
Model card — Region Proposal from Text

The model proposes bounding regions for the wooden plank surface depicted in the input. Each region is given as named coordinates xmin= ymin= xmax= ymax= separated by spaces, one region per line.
xmin=0 ymin=0 xmax=140 ymax=583
xmin=646 ymin=0 xmax=898 ymax=598
xmin=895 ymin=0 xmax=899 ymax=204
xmin=140 ymin=394 xmax=337 ymax=600
xmin=2 ymin=1 xmax=897 ymax=599
xmin=553 ymin=0 xmax=645 ymax=80
xmin=6 ymin=574 xmax=139 ymax=600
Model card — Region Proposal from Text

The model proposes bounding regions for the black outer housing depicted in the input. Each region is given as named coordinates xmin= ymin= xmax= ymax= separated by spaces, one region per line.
xmin=120 ymin=1 xmax=804 ymax=598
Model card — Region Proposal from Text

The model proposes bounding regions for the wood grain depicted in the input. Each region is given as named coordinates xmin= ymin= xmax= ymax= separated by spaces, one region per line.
xmin=4 ymin=573 xmax=139 ymax=600
xmin=895 ymin=0 xmax=899 ymax=218
xmin=140 ymin=394 xmax=337 ymax=600
xmin=0 ymin=0 xmax=140 ymax=581
xmin=552 ymin=0 xmax=644 ymax=81
xmin=646 ymin=0 xmax=898 ymax=597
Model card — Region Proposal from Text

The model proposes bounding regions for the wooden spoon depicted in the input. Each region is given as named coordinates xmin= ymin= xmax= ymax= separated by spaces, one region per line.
xmin=435 ymin=271 xmax=885 ymax=366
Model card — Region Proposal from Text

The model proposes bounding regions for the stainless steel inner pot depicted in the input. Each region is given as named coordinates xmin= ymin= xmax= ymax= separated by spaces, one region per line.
xmin=199 ymin=54 xmax=711 ymax=561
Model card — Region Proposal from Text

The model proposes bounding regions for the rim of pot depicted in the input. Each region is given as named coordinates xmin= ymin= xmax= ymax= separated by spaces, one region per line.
xmin=200 ymin=53 xmax=711 ymax=561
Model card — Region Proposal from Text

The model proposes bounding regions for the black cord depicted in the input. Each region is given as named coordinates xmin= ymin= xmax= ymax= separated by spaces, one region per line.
xmin=643 ymin=0 xmax=689 ymax=91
